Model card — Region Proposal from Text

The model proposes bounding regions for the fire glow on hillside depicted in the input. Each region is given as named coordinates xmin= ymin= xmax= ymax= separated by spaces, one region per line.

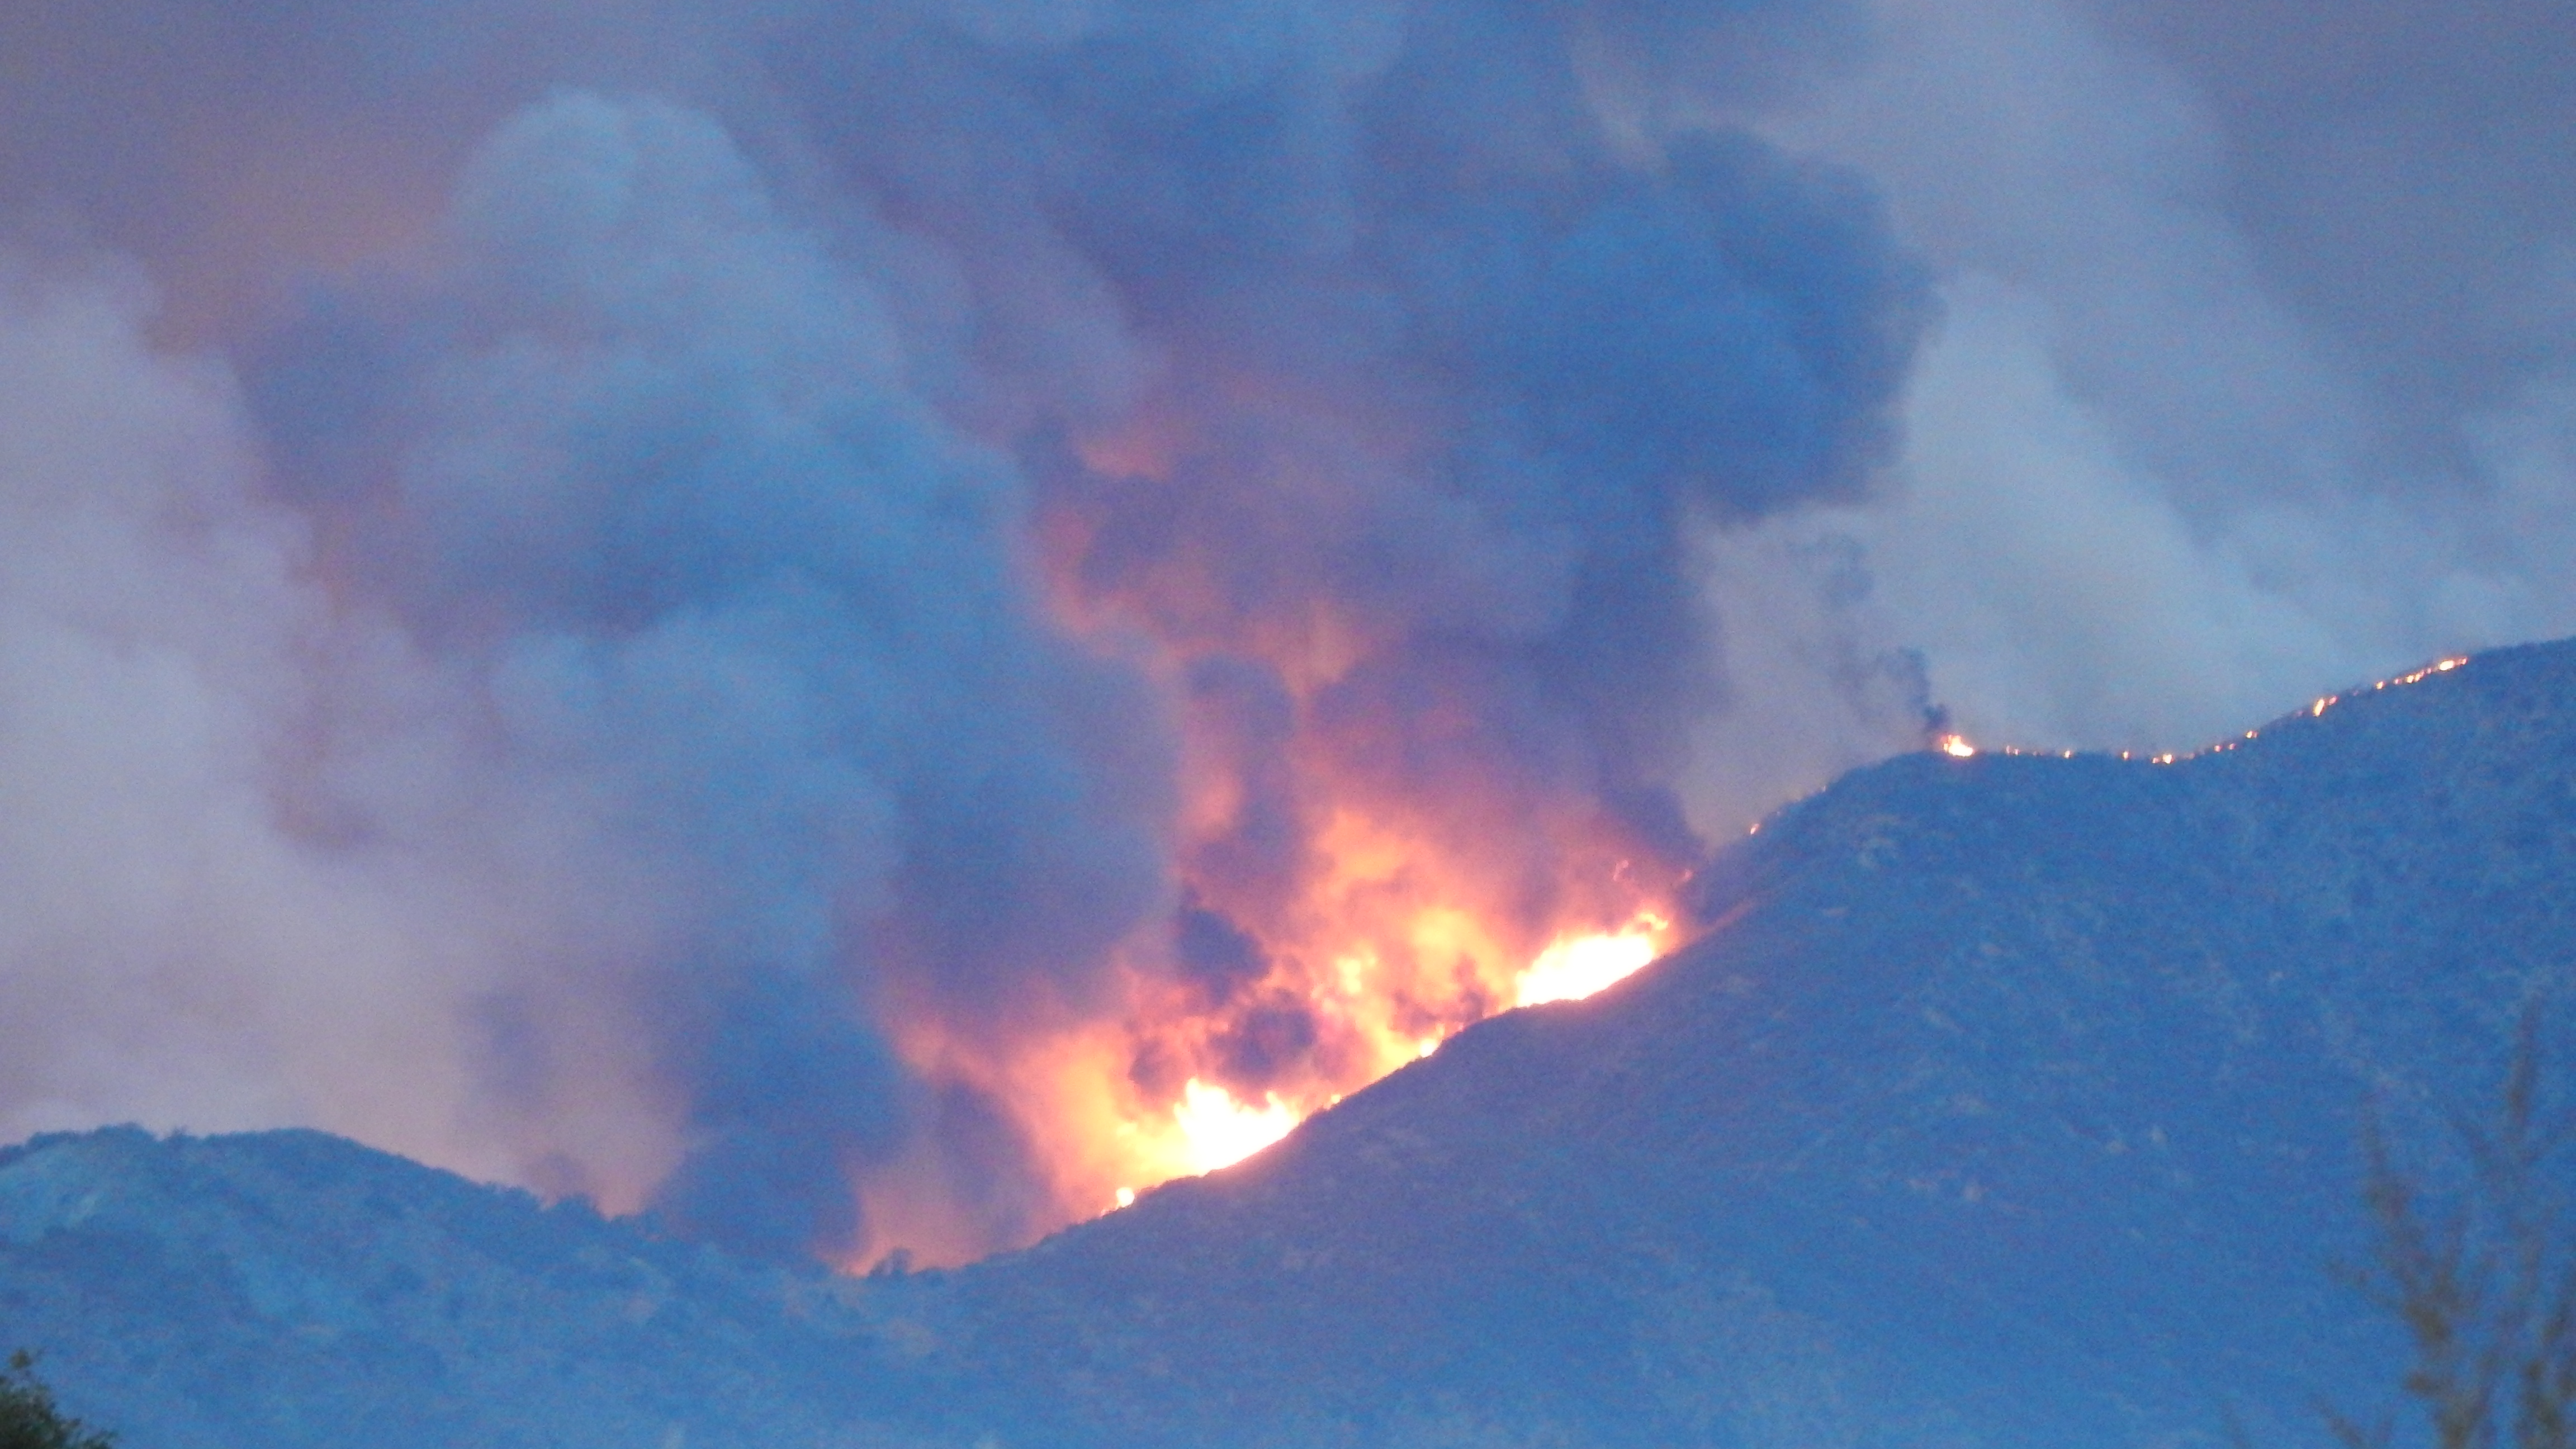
xmin=869 ymin=642 xmax=2488 ymax=1259
xmin=863 ymin=484 xmax=1696 ymax=1246
xmin=1080 ymin=912 xmax=1673 ymax=1212
xmin=802 ymin=385 xmax=1731 ymax=1258
xmin=872 ymin=908 xmax=1683 ymax=1255
xmin=0 ymin=0 xmax=1948 ymax=1281
xmin=1949 ymin=657 xmax=2476 ymax=777
xmin=865 ymin=649 xmax=2501 ymax=1260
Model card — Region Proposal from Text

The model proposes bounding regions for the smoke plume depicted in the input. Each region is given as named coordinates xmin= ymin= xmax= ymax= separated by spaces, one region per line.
xmin=7 ymin=0 xmax=2563 ymax=1265
xmin=1734 ymin=0 xmax=2576 ymax=754
xmin=0 ymin=0 xmax=1933 ymax=1262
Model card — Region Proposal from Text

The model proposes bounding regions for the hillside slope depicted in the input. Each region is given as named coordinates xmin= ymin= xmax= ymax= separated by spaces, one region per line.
xmin=8 ymin=641 xmax=2576 ymax=1447
xmin=0 ymin=1127 xmax=957 ymax=1447
xmin=916 ymin=641 xmax=2576 ymax=1446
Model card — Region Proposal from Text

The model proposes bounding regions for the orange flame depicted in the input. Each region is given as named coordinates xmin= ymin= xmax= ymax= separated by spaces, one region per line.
xmin=1514 ymin=915 xmax=1670 ymax=1007
xmin=885 ymin=786 xmax=1687 ymax=1256
xmin=1172 ymin=1079 xmax=1300 ymax=1173
xmin=855 ymin=405 xmax=1697 ymax=1268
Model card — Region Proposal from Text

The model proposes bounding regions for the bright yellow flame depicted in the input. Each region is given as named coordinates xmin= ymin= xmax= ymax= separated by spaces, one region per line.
xmin=1173 ymin=1078 xmax=1299 ymax=1174
xmin=1939 ymin=734 xmax=1977 ymax=759
xmin=1114 ymin=1186 xmax=1135 ymax=1208
xmin=1514 ymin=917 xmax=1668 ymax=1007
xmin=2381 ymin=656 xmax=2470 ymax=690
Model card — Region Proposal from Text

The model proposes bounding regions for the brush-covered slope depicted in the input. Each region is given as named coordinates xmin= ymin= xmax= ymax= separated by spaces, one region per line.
xmin=912 ymin=641 xmax=2576 ymax=1447
xmin=8 ymin=641 xmax=2576 ymax=1447
xmin=0 ymin=1126 xmax=958 ymax=1447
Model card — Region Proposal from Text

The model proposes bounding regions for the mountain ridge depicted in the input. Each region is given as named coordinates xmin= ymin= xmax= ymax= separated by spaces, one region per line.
xmin=11 ymin=640 xmax=2576 ymax=1446
xmin=911 ymin=638 xmax=2576 ymax=1444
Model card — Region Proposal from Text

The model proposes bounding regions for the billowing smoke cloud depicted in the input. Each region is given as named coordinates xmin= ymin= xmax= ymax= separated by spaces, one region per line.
xmin=0 ymin=0 xmax=1933 ymax=1261
xmin=1721 ymin=0 xmax=2576 ymax=754
xmin=13 ymin=0 xmax=2553 ymax=1265
xmin=2091 ymin=0 xmax=2576 ymax=480
xmin=321 ymin=93 xmax=1175 ymax=1257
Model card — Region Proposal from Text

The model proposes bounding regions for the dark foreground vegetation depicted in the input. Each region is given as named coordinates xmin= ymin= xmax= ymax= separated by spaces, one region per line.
xmin=2320 ymin=1011 xmax=2576 ymax=1449
xmin=1 ymin=1353 xmax=113 ymax=1449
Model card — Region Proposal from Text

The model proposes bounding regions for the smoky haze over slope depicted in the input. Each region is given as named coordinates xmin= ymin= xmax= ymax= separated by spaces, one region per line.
xmin=1716 ymin=0 xmax=2576 ymax=764
xmin=0 ymin=0 xmax=1929 ymax=1263
xmin=8 ymin=640 xmax=2576 ymax=1447
xmin=0 ymin=0 xmax=2572 ymax=1271
xmin=918 ymin=641 xmax=2576 ymax=1445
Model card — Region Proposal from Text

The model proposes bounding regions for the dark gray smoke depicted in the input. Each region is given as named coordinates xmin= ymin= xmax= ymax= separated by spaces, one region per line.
xmin=8 ymin=0 xmax=2566 ymax=1266
xmin=0 ymin=0 xmax=1932 ymax=1260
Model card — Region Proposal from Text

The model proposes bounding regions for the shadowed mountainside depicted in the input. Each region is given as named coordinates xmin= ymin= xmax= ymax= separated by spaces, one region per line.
xmin=10 ymin=641 xmax=2576 ymax=1446
xmin=0 ymin=1125 xmax=964 ymax=1448
xmin=911 ymin=641 xmax=2576 ymax=1447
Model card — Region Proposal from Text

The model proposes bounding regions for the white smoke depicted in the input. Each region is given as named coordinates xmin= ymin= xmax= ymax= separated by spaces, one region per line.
xmin=1690 ymin=0 xmax=2576 ymax=768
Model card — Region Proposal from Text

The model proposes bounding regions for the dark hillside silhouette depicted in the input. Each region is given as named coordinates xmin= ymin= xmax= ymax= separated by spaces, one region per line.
xmin=9 ymin=642 xmax=2576 ymax=1446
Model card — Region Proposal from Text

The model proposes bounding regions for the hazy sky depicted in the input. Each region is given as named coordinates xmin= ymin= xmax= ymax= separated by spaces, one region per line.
xmin=1729 ymin=0 xmax=2576 ymax=755
xmin=0 ymin=0 xmax=2564 ymax=1262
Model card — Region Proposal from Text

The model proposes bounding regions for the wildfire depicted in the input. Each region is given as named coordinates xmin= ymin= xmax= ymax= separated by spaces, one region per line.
xmin=1004 ymin=652 xmax=2489 ymax=1232
xmin=874 ymin=851 xmax=1686 ymax=1262
xmin=1172 ymin=1078 xmax=1300 ymax=1173
xmin=851 ymin=405 xmax=1707 ymax=1269
xmin=2381 ymin=657 xmax=2468 ymax=689
xmin=1993 ymin=654 xmax=2474 ymax=776
xmin=1513 ymin=916 xmax=1670 ymax=1007
xmin=1107 ymin=912 xmax=1675 ymax=1185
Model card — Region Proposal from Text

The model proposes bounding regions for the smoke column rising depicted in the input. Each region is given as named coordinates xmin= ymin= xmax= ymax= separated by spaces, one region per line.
xmin=12 ymin=0 xmax=2561 ymax=1265
xmin=0 ymin=0 xmax=1933 ymax=1263
xmin=1726 ymin=0 xmax=2576 ymax=756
